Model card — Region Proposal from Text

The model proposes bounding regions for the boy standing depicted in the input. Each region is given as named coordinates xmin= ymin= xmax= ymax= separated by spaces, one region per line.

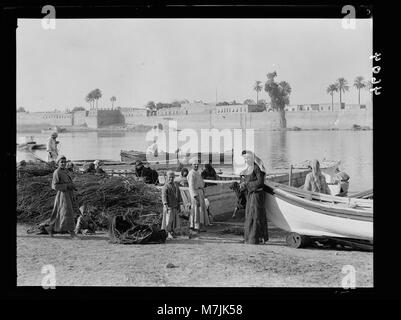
xmin=161 ymin=171 xmax=183 ymax=239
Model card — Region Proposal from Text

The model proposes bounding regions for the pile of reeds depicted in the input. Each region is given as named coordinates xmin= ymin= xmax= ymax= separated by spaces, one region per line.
xmin=17 ymin=161 xmax=55 ymax=178
xmin=17 ymin=166 xmax=164 ymax=230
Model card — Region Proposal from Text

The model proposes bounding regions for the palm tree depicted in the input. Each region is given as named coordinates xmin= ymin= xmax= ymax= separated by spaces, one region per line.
xmin=92 ymin=89 xmax=102 ymax=109
xmin=264 ymin=71 xmax=292 ymax=128
xmin=85 ymin=91 xmax=95 ymax=109
xmin=326 ymin=84 xmax=338 ymax=111
xmin=253 ymin=81 xmax=263 ymax=104
xmin=110 ymin=96 xmax=116 ymax=108
xmin=336 ymin=77 xmax=349 ymax=105
xmin=353 ymin=76 xmax=366 ymax=105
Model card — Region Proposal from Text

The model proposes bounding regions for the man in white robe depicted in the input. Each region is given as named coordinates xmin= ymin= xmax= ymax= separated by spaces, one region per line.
xmin=46 ymin=132 xmax=59 ymax=163
xmin=187 ymin=157 xmax=210 ymax=233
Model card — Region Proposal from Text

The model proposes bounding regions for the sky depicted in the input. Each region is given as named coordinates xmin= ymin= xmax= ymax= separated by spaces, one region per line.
xmin=17 ymin=18 xmax=373 ymax=112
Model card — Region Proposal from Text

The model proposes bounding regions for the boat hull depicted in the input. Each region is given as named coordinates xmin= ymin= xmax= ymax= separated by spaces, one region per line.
xmin=264 ymin=186 xmax=373 ymax=240
xmin=120 ymin=150 xmax=234 ymax=167
xmin=179 ymin=166 xmax=326 ymax=217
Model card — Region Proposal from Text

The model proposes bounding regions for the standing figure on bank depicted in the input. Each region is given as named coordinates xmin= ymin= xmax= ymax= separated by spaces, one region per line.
xmin=46 ymin=155 xmax=78 ymax=238
xmin=187 ymin=158 xmax=210 ymax=234
xmin=161 ymin=171 xmax=183 ymax=239
xmin=304 ymin=159 xmax=331 ymax=195
xmin=240 ymin=150 xmax=269 ymax=244
xmin=46 ymin=132 xmax=59 ymax=163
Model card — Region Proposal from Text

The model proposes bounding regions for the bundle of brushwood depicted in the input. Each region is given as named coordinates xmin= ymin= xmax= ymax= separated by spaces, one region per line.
xmin=17 ymin=161 xmax=55 ymax=178
xmin=17 ymin=165 xmax=164 ymax=238
xmin=109 ymin=213 xmax=167 ymax=244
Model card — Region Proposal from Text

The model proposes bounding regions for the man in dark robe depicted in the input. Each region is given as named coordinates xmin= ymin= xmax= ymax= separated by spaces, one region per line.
xmin=135 ymin=160 xmax=158 ymax=184
xmin=240 ymin=150 xmax=268 ymax=244
xmin=201 ymin=162 xmax=217 ymax=180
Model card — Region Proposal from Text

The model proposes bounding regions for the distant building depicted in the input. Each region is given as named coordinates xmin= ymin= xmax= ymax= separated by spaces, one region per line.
xmin=284 ymin=102 xmax=367 ymax=112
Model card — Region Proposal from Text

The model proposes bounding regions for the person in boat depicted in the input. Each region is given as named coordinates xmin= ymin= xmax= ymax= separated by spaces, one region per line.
xmin=201 ymin=162 xmax=218 ymax=180
xmin=304 ymin=159 xmax=331 ymax=195
xmin=334 ymin=167 xmax=350 ymax=196
xmin=161 ymin=170 xmax=183 ymax=240
xmin=187 ymin=157 xmax=210 ymax=234
xmin=46 ymin=132 xmax=59 ymax=163
xmin=178 ymin=167 xmax=189 ymax=187
xmin=83 ymin=162 xmax=96 ymax=174
xmin=239 ymin=150 xmax=269 ymax=244
xmin=93 ymin=160 xmax=106 ymax=175
xmin=66 ymin=161 xmax=75 ymax=173
xmin=46 ymin=155 xmax=78 ymax=238
xmin=135 ymin=160 xmax=159 ymax=184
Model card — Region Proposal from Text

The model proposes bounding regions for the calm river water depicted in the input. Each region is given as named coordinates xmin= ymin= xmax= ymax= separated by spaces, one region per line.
xmin=16 ymin=130 xmax=373 ymax=193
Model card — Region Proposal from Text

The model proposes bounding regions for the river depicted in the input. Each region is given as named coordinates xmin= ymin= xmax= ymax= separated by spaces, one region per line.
xmin=16 ymin=130 xmax=373 ymax=193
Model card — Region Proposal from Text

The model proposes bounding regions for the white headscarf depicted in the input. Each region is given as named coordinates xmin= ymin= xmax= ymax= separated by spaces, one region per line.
xmin=56 ymin=154 xmax=66 ymax=165
xmin=189 ymin=157 xmax=200 ymax=165
xmin=240 ymin=151 xmax=266 ymax=175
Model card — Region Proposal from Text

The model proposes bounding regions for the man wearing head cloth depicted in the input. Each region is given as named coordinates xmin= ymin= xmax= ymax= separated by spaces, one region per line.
xmin=46 ymin=132 xmax=59 ymax=163
xmin=46 ymin=155 xmax=78 ymax=238
xmin=239 ymin=150 xmax=269 ymax=244
xmin=187 ymin=157 xmax=210 ymax=233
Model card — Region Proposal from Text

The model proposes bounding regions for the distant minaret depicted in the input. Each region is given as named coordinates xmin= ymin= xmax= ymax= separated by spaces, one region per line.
xmin=215 ymin=88 xmax=218 ymax=105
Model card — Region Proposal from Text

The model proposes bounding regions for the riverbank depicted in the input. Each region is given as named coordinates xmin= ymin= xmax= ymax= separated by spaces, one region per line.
xmin=17 ymin=223 xmax=373 ymax=287
xmin=17 ymin=124 xmax=153 ymax=133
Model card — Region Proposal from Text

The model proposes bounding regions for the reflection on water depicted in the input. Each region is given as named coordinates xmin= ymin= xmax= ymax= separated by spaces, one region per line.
xmin=16 ymin=130 xmax=372 ymax=192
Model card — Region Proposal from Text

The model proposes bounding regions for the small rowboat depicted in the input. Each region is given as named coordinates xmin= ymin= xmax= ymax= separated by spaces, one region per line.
xmin=17 ymin=136 xmax=46 ymax=151
xmin=175 ymin=160 xmax=340 ymax=220
xmin=120 ymin=149 xmax=234 ymax=169
xmin=263 ymin=181 xmax=373 ymax=248
xmin=41 ymin=126 xmax=67 ymax=134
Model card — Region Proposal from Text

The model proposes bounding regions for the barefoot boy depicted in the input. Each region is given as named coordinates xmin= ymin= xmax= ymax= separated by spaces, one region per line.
xmin=161 ymin=171 xmax=183 ymax=239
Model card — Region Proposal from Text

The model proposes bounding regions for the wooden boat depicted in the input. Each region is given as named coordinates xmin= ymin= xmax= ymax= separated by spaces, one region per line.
xmin=349 ymin=189 xmax=373 ymax=199
xmin=120 ymin=149 xmax=234 ymax=169
xmin=41 ymin=126 xmax=67 ymax=134
xmin=175 ymin=160 xmax=341 ymax=220
xmin=263 ymin=181 xmax=373 ymax=247
xmin=17 ymin=136 xmax=46 ymax=151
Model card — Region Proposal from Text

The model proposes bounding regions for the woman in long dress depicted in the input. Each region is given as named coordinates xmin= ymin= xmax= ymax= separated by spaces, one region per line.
xmin=240 ymin=150 xmax=268 ymax=244
xmin=46 ymin=155 xmax=78 ymax=238
xmin=304 ymin=159 xmax=331 ymax=195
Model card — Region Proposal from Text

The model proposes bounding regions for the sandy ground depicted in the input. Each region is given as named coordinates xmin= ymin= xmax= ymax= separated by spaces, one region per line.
xmin=17 ymin=222 xmax=373 ymax=287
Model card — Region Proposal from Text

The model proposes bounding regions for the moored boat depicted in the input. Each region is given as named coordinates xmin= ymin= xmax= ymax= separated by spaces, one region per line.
xmin=41 ymin=126 xmax=67 ymax=134
xmin=120 ymin=149 xmax=234 ymax=169
xmin=17 ymin=136 xmax=46 ymax=151
xmin=263 ymin=181 xmax=373 ymax=245
xmin=176 ymin=160 xmax=340 ymax=219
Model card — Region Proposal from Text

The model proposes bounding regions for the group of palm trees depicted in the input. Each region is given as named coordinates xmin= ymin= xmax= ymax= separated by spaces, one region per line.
xmin=85 ymin=88 xmax=117 ymax=109
xmin=326 ymin=76 xmax=371 ymax=109
xmin=252 ymin=71 xmax=292 ymax=128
